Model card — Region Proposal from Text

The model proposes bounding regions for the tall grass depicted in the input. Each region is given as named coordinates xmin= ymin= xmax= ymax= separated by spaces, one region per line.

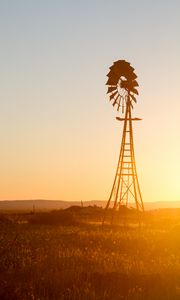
xmin=1 ymin=209 xmax=180 ymax=299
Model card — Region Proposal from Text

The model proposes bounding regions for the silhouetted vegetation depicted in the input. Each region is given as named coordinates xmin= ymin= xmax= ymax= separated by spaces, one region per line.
xmin=1 ymin=207 xmax=180 ymax=299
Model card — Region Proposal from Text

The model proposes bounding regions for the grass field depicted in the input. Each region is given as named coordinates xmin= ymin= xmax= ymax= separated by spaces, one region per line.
xmin=1 ymin=207 xmax=180 ymax=299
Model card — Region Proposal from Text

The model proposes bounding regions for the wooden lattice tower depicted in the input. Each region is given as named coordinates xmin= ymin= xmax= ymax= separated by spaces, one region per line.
xmin=103 ymin=60 xmax=144 ymax=224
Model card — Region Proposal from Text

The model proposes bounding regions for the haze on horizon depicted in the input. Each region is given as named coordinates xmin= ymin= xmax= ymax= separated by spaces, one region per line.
xmin=0 ymin=0 xmax=179 ymax=203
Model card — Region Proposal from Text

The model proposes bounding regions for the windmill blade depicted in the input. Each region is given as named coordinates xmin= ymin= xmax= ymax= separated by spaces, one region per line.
xmin=107 ymin=70 xmax=114 ymax=77
xmin=123 ymin=80 xmax=139 ymax=91
xmin=130 ymin=94 xmax=137 ymax=103
xmin=110 ymin=62 xmax=134 ymax=78
xmin=107 ymin=86 xmax=117 ymax=94
xmin=125 ymin=72 xmax=137 ymax=81
xmin=106 ymin=73 xmax=119 ymax=85
xmin=110 ymin=90 xmax=119 ymax=101
xmin=130 ymin=102 xmax=134 ymax=109
xmin=132 ymin=80 xmax=139 ymax=87
xmin=113 ymin=60 xmax=134 ymax=71
xmin=131 ymin=88 xmax=139 ymax=95
xmin=120 ymin=80 xmax=129 ymax=89
xmin=120 ymin=80 xmax=139 ymax=95
xmin=113 ymin=60 xmax=129 ymax=65
xmin=112 ymin=95 xmax=119 ymax=107
xmin=117 ymin=96 xmax=121 ymax=111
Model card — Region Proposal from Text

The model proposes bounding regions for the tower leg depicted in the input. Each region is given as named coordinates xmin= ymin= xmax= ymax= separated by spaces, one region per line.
xmin=103 ymin=98 xmax=144 ymax=225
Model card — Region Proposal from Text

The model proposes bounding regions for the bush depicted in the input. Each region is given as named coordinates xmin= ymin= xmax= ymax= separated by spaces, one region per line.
xmin=28 ymin=211 xmax=80 ymax=226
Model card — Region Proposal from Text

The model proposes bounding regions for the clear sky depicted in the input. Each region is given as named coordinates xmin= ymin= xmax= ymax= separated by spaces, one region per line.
xmin=0 ymin=0 xmax=179 ymax=202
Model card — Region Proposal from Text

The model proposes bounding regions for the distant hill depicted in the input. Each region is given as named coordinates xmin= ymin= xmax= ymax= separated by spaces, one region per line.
xmin=0 ymin=199 xmax=180 ymax=211
xmin=0 ymin=200 xmax=104 ymax=211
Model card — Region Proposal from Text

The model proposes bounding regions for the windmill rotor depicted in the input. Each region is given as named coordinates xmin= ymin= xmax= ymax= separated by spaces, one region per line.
xmin=106 ymin=60 xmax=139 ymax=113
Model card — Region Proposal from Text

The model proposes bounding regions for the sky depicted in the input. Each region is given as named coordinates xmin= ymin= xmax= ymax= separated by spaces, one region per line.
xmin=0 ymin=0 xmax=179 ymax=202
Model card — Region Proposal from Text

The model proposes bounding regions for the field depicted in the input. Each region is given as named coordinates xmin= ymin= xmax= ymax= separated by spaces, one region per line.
xmin=1 ymin=207 xmax=180 ymax=299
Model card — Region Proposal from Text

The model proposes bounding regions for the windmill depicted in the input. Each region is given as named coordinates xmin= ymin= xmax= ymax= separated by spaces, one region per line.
xmin=103 ymin=60 xmax=144 ymax=224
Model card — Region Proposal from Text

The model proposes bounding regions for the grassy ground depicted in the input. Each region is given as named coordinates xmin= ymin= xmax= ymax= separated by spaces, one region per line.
xmin=1 ymin=208 xmax=180 ymax=299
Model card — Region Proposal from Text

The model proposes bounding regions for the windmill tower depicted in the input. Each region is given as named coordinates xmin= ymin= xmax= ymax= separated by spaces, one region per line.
xmin=103 ymin=60 xmax=144 ymax=223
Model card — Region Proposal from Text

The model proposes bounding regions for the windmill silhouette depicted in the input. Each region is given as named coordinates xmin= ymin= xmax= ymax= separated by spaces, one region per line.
xmin=103 ymin=60 xmax=144 ymax=224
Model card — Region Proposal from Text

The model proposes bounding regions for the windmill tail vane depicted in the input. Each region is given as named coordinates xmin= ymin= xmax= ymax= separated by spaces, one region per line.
xmin=103 ymin=59 xmax=144 ymax=224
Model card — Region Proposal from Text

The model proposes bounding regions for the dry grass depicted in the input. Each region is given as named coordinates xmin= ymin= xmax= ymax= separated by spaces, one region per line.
xmin=1 ymin=208 xmax=180 ymax=299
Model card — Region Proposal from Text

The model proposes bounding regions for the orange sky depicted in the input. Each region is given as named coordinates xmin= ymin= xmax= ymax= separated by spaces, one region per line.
xmin=0 ymin=1 xmax=179 ymax=202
